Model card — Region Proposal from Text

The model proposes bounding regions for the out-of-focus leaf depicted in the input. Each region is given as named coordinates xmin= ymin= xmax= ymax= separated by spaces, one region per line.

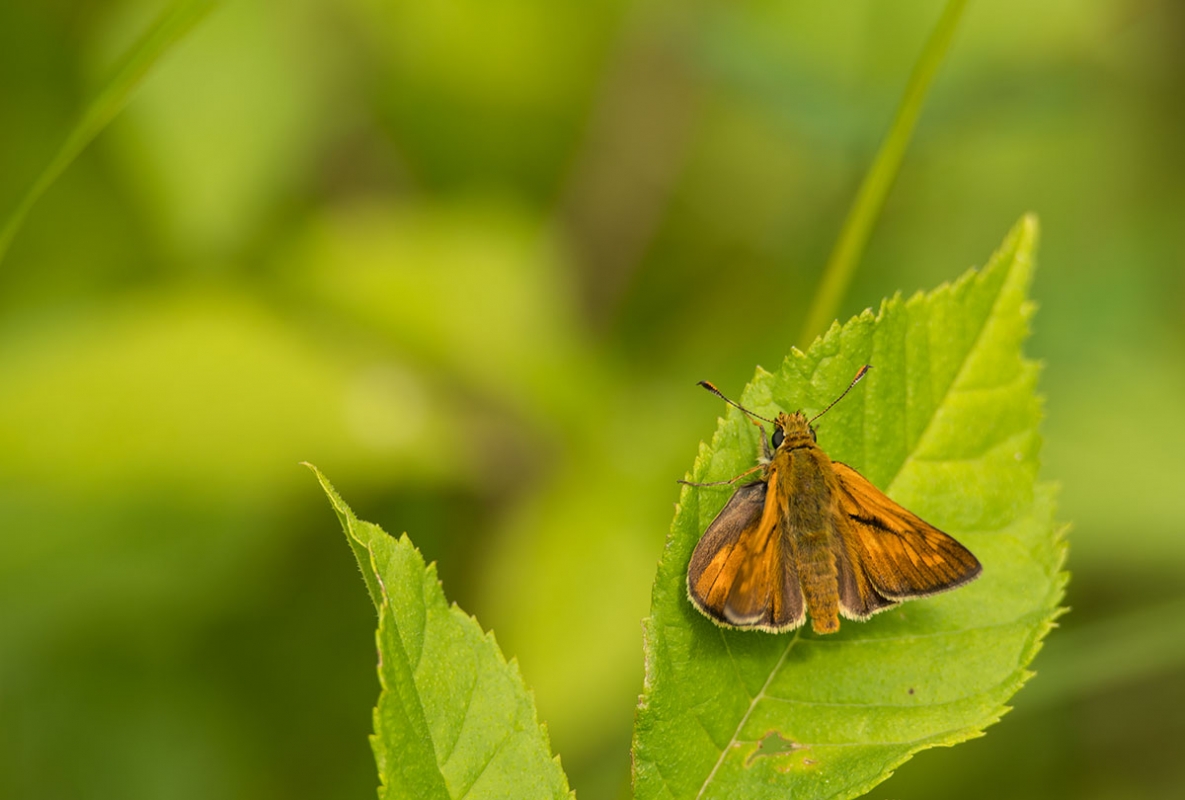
xmin=288 ymin=200 xmax=590 ymax=420
xmin=1022 ymin=595 xmax=1185 ymax=710
xmin=633 ymin=215 xmax=1066 ymax=799
xmin=1043 ymin=348 xmax=1185 ymax=567
xmin=342 ymin=0 xmax=620 ymax=194
xmin=103 ymin=0 xmax=331 ymax=256
xmin=0 ymin=289 xmax=456 ymax=497
xmin=307 ymin=464 xmax=573 ymax=799
xmin=0 ymin=0 xmax=217 ymax=264
xmin=0 ymin=287 xmax=468 ymax=696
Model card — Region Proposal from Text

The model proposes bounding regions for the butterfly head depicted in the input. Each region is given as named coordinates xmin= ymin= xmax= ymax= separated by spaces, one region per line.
xmin=771 ymin=411 xmax=816 ymax=450
xmin=698 ymin=365 xmax=869 ymax=453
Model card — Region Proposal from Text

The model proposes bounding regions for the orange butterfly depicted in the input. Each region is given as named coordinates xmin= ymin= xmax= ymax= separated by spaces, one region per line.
xmin=685 ymin=366 xmax=981 ymax=635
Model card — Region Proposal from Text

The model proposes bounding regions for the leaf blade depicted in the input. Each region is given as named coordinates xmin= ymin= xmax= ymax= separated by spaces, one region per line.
xmin=306 ymin=464 xmax=573 ymax=800
xmin=633 ymin=215 xmax=1066 ymax=800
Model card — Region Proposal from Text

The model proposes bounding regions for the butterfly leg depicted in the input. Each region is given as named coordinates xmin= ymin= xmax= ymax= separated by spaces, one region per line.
xmin=753 ymin=420 xmax=773 ymax=460
xmin=678 ymin=464 xmax=763 ymax=487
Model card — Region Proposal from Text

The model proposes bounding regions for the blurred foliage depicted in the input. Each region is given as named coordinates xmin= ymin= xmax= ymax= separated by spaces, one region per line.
xmin=2 ymin=1 xmax=1184 ymax=799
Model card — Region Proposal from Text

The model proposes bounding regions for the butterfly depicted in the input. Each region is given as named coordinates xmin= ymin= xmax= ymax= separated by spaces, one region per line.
xmin=685 ymin=366 xmax=981 ymax=635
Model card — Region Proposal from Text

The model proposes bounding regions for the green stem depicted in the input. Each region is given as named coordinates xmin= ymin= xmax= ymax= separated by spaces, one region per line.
xmin=798 ymin=0 xmax=968 ymax=347
xmin=0 ymin=0 xmax=219 ymax=266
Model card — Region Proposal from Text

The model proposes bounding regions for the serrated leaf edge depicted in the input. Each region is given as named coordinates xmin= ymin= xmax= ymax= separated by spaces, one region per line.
xmin=304 ymin=463 xmax=574 ymax=800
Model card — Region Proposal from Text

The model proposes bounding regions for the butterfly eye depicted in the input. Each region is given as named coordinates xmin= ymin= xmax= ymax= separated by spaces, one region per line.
xmin=810 ymin=427 xmax=817 ymax=442
xmin=771 ymin=428 xmax=785 ymax=449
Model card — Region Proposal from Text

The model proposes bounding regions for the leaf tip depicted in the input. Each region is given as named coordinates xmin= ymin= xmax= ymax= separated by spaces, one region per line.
xmin=303 ymin=462 xmax=358 ymax=520
xmin=1007 ymin=212 xmax=1040 ymax=264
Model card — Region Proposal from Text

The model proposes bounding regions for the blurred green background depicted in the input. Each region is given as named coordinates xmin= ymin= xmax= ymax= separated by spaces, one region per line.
xmin=2 ymin=1 xmax=1184 ymax=798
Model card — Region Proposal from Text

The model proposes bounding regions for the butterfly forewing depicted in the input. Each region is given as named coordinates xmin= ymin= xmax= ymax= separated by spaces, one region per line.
xmin=831 ymin=462 xmax=982 ymax=600
xmin=687 ymin=481 xmax=805 ymax=632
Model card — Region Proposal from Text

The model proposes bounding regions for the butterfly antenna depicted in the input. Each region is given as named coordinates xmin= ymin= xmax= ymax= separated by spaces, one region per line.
xmin=696 ymin=381 xmax=775 ymax=424
xmin=809 ymin=365 xmax=872 ymax=424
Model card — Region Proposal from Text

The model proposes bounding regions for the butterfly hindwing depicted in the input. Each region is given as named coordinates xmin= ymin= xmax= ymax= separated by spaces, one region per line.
xmin=831 ymin=517 xmax=900 ymax=621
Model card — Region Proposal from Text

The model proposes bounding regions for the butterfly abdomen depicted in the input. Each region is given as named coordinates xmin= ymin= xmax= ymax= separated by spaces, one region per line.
xmin=779 ymin=446 xmax=843 ymax=634
xmin=794 ymin=527 xmax=840 ymax=634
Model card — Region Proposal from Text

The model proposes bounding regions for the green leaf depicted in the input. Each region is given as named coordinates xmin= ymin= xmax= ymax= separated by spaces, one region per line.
xmin=633 ymin=215 xmax=1066 ymax=800
xmin=0 ymin=0 xmax=217 ymax=265
xmin=305 ymin=464 xmax=573 ymax=800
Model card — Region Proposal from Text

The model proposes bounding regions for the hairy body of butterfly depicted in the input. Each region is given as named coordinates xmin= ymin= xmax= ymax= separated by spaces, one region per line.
xmin=687 ymin=410 xmax=982 ymax=635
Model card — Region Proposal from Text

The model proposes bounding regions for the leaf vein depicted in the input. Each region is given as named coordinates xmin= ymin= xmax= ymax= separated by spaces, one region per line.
xmin=718 ymin=627 xmax=753 ymax=700
xmin=694 ymin=631 xmax=802 ymax=799
xmin=454 ymin=718 xmax=521 ymax=800
xmin=437 ymin=637 xmax=479 ymax=769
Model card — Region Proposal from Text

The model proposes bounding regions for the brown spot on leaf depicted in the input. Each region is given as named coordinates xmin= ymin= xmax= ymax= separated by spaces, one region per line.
xmin=745 ymin=731 xmax=804 ymax=767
